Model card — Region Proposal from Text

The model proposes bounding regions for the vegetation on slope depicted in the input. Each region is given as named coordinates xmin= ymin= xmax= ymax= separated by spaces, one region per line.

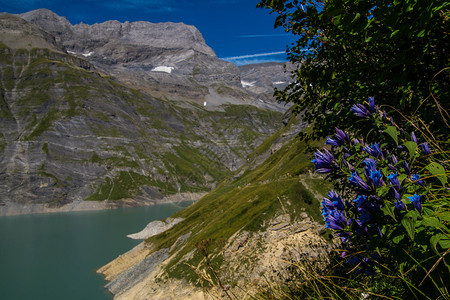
xmin=144 ymin=115 xmax=329 ymax=287
xmin=0 ymin=45 xmax=283 ymax=204
xmin=255 ymin=1 xmax=449 ymax=299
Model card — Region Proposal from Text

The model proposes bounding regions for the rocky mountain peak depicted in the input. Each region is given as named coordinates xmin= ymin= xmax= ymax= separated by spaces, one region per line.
xmin=72 ymin=20 xmax=215 ymax=56
xmin=18 ymin=9 xmax=215 ymax=57
xmin=19 ymin=9 xmax=73 ymax=44
xmin=0 ymin=14 xmax=62 ymax=51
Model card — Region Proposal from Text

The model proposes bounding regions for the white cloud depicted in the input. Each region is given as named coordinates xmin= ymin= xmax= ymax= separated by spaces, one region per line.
xmin=222 ymin=51 xmax=286 ymax=61
xmin=221 ymin=51 xmax=286 ymax=66
xmin=221 ymin=49 xmax=312 ymax=66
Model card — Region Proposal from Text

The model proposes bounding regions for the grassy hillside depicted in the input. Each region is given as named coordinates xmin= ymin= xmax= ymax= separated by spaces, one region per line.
xmin=142 ymin=115 xmax=331 ymax=287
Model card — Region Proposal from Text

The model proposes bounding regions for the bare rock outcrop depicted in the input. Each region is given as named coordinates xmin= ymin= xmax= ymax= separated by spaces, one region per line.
xmin=98 ymin=213 xmax=337 ymax=299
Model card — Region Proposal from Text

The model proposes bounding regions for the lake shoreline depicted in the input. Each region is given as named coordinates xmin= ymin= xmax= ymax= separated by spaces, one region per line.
xmin=0 ymin=192 xmax=206 ymax=217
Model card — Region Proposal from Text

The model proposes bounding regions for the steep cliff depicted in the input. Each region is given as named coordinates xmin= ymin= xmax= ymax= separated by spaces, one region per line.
xmin=17 ymin=9 xmax=289 ymax=110
xmin=0 ymin=13 xmax=284 ymax=215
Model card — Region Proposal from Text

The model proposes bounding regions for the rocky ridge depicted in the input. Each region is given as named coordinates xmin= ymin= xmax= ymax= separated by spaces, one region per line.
xmin=0 ymin=12 xmax=287 ymax=215
xmin=18 ymin=9 xmax=291 ymax=111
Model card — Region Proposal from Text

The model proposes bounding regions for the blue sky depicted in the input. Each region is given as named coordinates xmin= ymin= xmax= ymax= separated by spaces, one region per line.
xmin=0 ymin=0 xmax=298 ymax=65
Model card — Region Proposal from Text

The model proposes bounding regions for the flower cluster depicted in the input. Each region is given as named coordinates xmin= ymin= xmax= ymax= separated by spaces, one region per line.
xmin=312 ymin=97 xmax=449 ymax=276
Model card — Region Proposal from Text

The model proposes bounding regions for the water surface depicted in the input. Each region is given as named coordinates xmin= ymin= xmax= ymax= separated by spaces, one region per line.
xmin=0 ymin=202 xmax=192 ymax=300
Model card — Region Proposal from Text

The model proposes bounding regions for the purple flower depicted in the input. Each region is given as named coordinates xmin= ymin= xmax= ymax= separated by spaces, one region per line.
xmin=421 ymin=143 xmax=430 ymax=155
xmin=368 ymin=96 xmax=376 ymax=113
xmin=388 ymin=154 xmax=398 ymax=165
xmin=325 ymin=136 xmax=339 ymax=146
xmin=376 ymin=226 xmax=383 ymax=237
xmin=348 ymin=171 xmax=370 ymax=191
xmin=387 ymin=172 xmax=400 ymax=190
xmin=411 ymin=174 xmax=425 ymax=187
xmin=382 ymin=111 xmax=388 ymax=123
xmin=353 ymin=195 xmax=367 ymax=208
xmin=408 ymin=194 xmax=422 ymax=214
xmin=364 ymin=143 xmax=384 ymax=159
xmin=326 ymin=128 xmax=350 ymax=146
xmin=330 ymin=214 xmax=347 ymax=230
xmin=312 ymin=149 xmax=337 ymax=173
xmin=363 ymin=158 xmax=377 ymax=171
xmin=394 ymin=200 xmax=406 ymax=211
xmin=411 ymin=131 xmax=418 ymax=144
xmin=335 ymin=128 xmax=350 ymax=144
xmin=389 ymin=186 xmax=401 ymax=200
xmin=322 ymin=190 xmax=345 ymax=211
xmin=351 ymin=104 xmax=370 ymax=118
xmin=369 ymin=170 xmax=383 ymax=187
xmin=325 ymin=209 xmax=348 ymax=230
xmin=402 ymin=161 xmax=411 ymax=176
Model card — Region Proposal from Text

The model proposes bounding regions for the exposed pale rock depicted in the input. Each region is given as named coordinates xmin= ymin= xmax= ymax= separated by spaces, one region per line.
xmin=99 ymin=213 xmax=337 ymax=299
xmin=127 ymin=218 xmax=183 ymax=240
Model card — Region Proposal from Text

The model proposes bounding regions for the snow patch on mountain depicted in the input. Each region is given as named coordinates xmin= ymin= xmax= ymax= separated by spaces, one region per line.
xmin=151 ymin=66 xmax=174 ymax=73
xmin=241 ymin=80 xmax=256 ymax=88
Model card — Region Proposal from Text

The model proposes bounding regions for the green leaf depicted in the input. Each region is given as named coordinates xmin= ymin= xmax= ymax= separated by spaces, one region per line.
xmin=402 ymin=141 xmax=417 ymax=159
xmin=390 ymin=29 xmax=400 ymax=39
xmin=439 ymin=237 xmax=450 ymax=250
xmin=402 ymin=211 xmax=418 ymax=241
xmin=430 ymin=234 xmax=442 ymax=254
xmin=417 ymin=29 xmax=426 ymax=37
xmin=384 ymin=126 xmax=399 ymax=146
xmin=422 ymin=216 xmax=445 ymax=229
xmin=381 ymin=204 xmax=397 ymax=221
xmin=426 ymin=162 xmax=447 ymax=187
xmin=438 ymin=211 xmax=450 ymax=222
xmin=393 ymin=234 xmax=405 ymax=244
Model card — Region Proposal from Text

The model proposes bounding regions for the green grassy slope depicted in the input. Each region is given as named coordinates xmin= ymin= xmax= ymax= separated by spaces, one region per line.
xmin=144 ymin=116 xmax=330 ymax=283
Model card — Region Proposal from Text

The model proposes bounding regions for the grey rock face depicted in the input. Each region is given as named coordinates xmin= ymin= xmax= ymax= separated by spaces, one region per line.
xmin=0 ymin=14 xmax=62 ymax=51
xmin=17 ymin=9 xmax=292 ymax=108
xmin=0 ymin=9 xmax=292 ymax=213
xmin=0 ymin=35 xmax=282 ymax=213
xmin=70 ymin=20 xmax=215 ymax=56
xmin=105 ymin=248 xmax=170 ymax=295
xmin=18 ymin=9 xmax=74 ymax=44
xmin=239 ymin=62 xmax=296 ymax=111
xmin=17 ymin=9 xmax=250 ymax=106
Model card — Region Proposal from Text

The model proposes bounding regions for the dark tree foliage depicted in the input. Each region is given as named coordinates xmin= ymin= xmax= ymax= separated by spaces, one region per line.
xmin=257 ymin=0 xmax=449 ymax=140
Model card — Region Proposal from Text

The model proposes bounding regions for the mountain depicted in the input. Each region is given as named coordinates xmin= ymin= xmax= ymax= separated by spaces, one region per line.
xmin=0 ymin=12 xmax=288 ymax=215
xmin=18 ymin=9 xmax=288 ymax=111
xmin=239 ymin=62 xmax=294 ymax=103
xmin=0 ymin=13 xmax=62 ymax=52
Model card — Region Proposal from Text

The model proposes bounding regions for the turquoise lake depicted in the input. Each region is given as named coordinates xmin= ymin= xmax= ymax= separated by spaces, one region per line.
xmin=0 ymin=202 xmax=192 ymax=300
